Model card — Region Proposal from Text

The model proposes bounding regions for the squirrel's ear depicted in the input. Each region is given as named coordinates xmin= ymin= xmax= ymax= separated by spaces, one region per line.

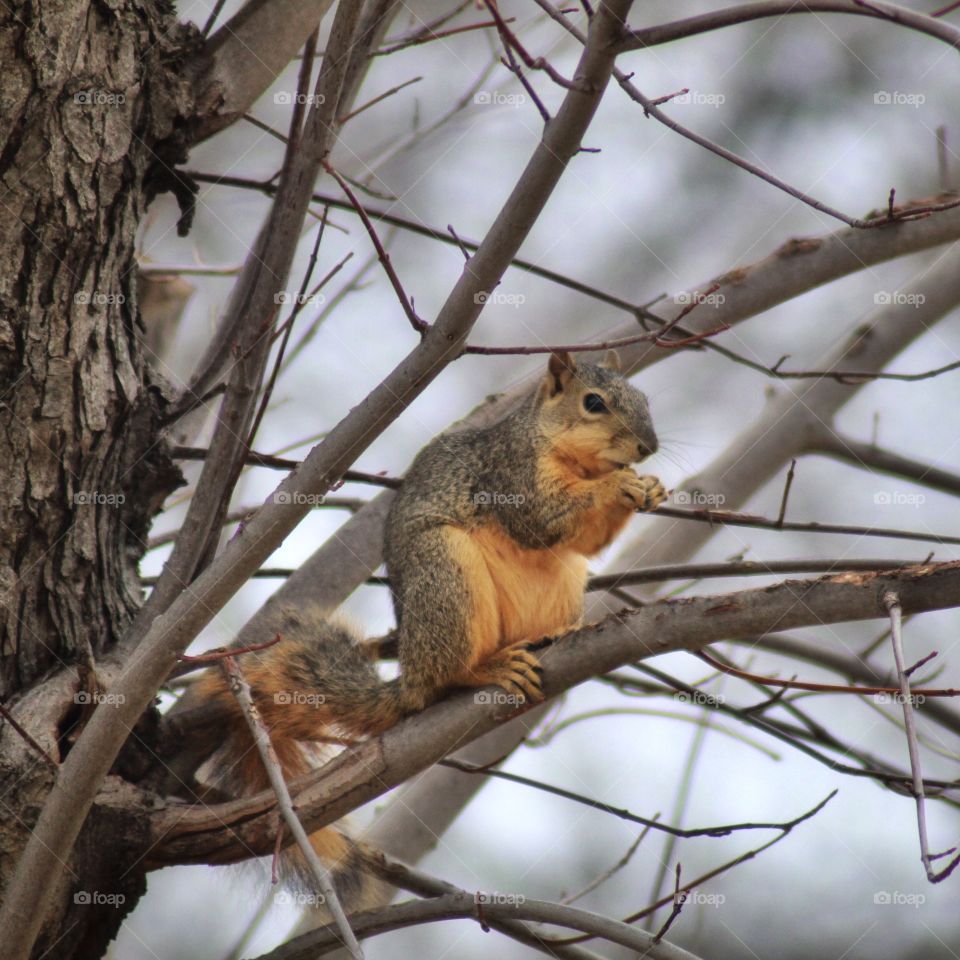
xmin=601 ymin=349 xmax=622 ymax=372
xmin=545 ymin=350 xmax=576 ymax=396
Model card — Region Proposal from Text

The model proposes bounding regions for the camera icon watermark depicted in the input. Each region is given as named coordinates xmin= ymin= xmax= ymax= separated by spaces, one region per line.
xmin=672 ymin=90 xmax=725 ymax=107
xmin=874 ymin=691 xmax=925 ymax=706
xmin=274 ymin=491 xmax=326 ymax=507
xmin=474 ymin=491 xmax=526 ymax=506
xmin=673 ymin=490 xmax=725 ymax=507
xmin=473 ymin=91 xmax=526 ymax=107
xmin=873 ymin=890 xmax=925 ymax=907
xmin=681 ymin=890 xmax=726 ymax=907
xmin=673 ymin=290 xmax=725 ymax=307
xmin=74 ymin=90 xmax=126 ymax=106
xmin=874 ymin=91 xmax=925 ymax=107
xmin=75 ymin=690 xmax=126 ymax=707
xmin=274 ymin=92 xmax=326 ymax=106
xmin=873 ymin=491 xmax=925 ymax=506
xmin=75 ymin=291 xmax=126 ymax=306
xmin=274 ymin=690 xmax=326 ymax=707
xmin=474 ymin=291 xmax=526 ymax=307
xmin=274 ymin=890 xmax=326 ymax=906
xmin=874 ymin=291 xmax=925 ymax=306
xmin=675 ymin=690 xmax=724 ymax=706
xmin=475 ymin=890 xmax=526 ymax=905
xmin=73 ymin=490 xmax=126 ymax=506
xmin=475 ymin=690 xmax=526 ymax=706
xmin=275 ymin=291 xmax=326 ymax=307
xmin=74 ymin=891 xmax=125 ymax=906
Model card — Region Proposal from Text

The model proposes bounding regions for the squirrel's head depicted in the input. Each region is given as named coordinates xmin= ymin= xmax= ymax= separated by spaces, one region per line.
xmin=535 ymin=350 xmax=657 ymax=476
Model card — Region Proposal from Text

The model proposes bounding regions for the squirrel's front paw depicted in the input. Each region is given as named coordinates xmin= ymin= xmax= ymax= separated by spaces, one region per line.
xmin=619 ymin=472 xmax=667 ymax=512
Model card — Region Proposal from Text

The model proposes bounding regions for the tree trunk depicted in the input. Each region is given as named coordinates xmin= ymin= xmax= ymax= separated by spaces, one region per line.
xmin=0 ymin=0 xmax=196 ymax=953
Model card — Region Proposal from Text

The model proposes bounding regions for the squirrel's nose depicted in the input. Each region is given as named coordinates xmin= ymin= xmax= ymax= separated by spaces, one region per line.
xmin=637 ymin=439 xmax=655 ymax=459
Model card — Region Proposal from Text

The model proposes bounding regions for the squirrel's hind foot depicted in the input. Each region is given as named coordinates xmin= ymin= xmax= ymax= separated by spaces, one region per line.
xmin=467 ymin=642 xmax=545 ymax=705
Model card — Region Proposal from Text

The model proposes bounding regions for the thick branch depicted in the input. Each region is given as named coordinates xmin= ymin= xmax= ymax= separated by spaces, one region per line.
xmin=811 ymin=430 xmax=960 ymax=498
xmin=189 ymin=0 xmax=336 ymax=143
xmin=149 ymin=561 xmax=960 ymax=865
xmin=259 ymin=892 xmax=704 ymax=960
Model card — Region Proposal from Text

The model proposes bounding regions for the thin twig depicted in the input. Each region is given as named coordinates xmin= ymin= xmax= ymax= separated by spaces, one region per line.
xmin=695 ymin=648 xmax=960 ymax=698
xmin=221 ymin=655 xmax=364 ymax=958
xmin=652 ymin=865 xmax=685 ymax=944
xmin=0 ymin=703 xmax=57 ymax=767
xmin=339 ymin=76 xmax=423 ymax=124
xmin=561 ymin=825 xmax=656 ymax=905
xmin=553 ymin=790 xmax=836 ymax=946
xmin=776 ymin=459 xmax=797 ymax=526
xmin=481 ymin=0 xmax=581 ymax=91
xmin=323 ymin=161 xmax=428 ymax=335
xmin=656 ymin=504 xmax=960 ymax=547
xmin=439 ymin=757 xmax=829 ymax=839
xmin=882 ymin=592 xmax=960 ymax=883
xmin=179 ymin=634 xmax=283 ymax=664
xmin=462 ymin=320 xmax=730 ymax=355
xmin=374 ymin=16 xmax=511 ymax=56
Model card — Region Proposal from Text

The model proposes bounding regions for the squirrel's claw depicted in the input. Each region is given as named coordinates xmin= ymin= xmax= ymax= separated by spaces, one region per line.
xmin=470 ymin=642 xmax=545 ymax=705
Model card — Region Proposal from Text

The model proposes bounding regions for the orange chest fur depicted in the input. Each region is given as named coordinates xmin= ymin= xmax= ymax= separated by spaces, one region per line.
xmin=445 ymin=523 xmax=587 ymax=660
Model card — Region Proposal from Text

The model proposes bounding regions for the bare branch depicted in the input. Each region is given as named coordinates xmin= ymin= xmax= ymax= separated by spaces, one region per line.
xmin=811 ymin=431 xmax=960 ymax=498
xmin=882 ymin=593 xmax=960 ymax=883
xmin=258 ymin=891 xmax=707 ymax=960
xmin=696 ymin=647 xmax=960 ymax=698
xmin=220 ymin=655 xmax=363 ymax=957
xmin=655 ymin=504 xmax=960 ymax=547
xmin=323 ymin=161 xmax=428 ymax=335
xmin=619 ymin=1 xmax=960 ymax=54
xmin=190 ymin=0 xmax=336 ymax=143
xmin=149 ymin=560 xmax=960 ymax=866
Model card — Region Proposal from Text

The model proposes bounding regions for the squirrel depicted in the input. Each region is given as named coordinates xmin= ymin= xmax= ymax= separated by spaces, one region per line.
xmin=180 ymin=349 xmax=666 ymax=911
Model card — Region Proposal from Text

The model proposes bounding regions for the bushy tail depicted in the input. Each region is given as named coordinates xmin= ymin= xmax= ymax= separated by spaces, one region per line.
xmin=185 ymin=606 xmax=403 ymax=913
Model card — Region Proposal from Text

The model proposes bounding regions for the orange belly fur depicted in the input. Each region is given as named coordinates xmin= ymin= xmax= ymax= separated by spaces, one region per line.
xmin=443 ymin=524 xmax=587 ymax=669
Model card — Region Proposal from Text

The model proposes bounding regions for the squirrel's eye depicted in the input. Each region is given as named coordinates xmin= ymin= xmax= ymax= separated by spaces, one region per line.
xmin=583 ymin=393 xmax=608 ymax=414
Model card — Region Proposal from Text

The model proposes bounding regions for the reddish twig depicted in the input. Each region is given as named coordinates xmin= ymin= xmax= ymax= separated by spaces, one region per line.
xmin=178 ymin=634 xmax=283 ymax=664
xmin=695 ymin=648 xmax=960 ymax=698
xmin=481 ymin=0 xmax=582 ymax=90
xmin=323 ymin=161 xmax=428 ymax=336
xmin=374 ymin=16 xmax=512 ymax=56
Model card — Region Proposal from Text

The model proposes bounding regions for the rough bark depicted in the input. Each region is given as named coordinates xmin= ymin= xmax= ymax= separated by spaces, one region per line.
xmin=0 ymin=0 xmax=197 ymax=954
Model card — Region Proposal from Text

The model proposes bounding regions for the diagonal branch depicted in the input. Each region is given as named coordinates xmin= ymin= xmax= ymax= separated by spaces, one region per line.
xmin=189 ymin=0 xmax=336 ymax=144
xmin=221 ymin=655 xmax=363 ymax=957
xmin=148 ymin=560 xmax=960 ymax=866
xmin=619 ymin=0 xmax=960 ymax=53
xmin=883 ymin=592 xmax=960 ymax=883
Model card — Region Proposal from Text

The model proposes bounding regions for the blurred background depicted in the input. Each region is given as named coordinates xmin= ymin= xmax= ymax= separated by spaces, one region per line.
xmin=116 ymin=1 xmax=960 ymax=957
